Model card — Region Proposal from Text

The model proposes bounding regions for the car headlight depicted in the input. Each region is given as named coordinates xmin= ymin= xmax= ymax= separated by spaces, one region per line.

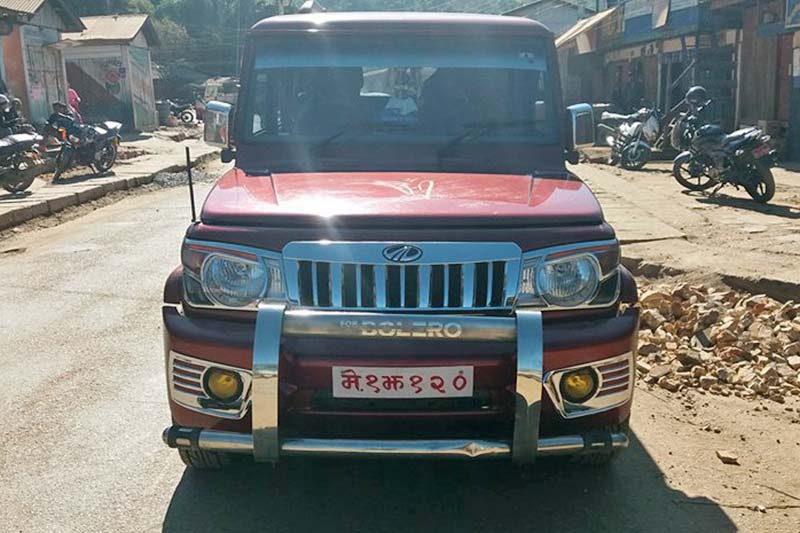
xmin=202 ymin=254 xmax=267 ymax=307
xmin=536 ymin=254 xmax=599 ymax=307
xmin=181 ymin=240 xmax=285 ymax=309
xmin=517 ymin=241 xmax=620 ymax=309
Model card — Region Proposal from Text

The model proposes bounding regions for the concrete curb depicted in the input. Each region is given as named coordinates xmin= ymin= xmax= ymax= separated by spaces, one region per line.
xmin=622 ymin=256 xmax=800 ymax=303
xmin=0 ymin=149 xmax=219 ymax=232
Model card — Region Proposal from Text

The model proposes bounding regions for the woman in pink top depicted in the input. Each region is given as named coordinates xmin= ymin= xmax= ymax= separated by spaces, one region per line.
xmin=68 ymin=87 xmax=83 ymax=123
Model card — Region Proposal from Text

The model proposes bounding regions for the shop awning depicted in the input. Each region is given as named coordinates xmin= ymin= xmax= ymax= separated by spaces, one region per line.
xmin=555 ymin=7 xmax=616 ymax=54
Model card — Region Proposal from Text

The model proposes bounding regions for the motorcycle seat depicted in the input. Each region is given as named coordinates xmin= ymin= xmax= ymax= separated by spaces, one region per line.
xmin=0 ymin=133 xmax=41 ymax=155
xmin=722 ymin=127 xmax=760 ymax=146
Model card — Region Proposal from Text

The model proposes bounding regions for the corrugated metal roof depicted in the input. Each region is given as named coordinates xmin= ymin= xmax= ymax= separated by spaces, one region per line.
xmin=62 ymin=14 xmax=151 ymax=44
xmin=0 ymin=0 xmax=83 ymax=31
xmin=0 ymin=0 xmax=45 ymax=15
xmin=555 ymin=7 xmax=616 ymax=48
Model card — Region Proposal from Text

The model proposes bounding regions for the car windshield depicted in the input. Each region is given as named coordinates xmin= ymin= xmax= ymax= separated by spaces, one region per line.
xmin=241 ymin=35 xmax=558 ymax=170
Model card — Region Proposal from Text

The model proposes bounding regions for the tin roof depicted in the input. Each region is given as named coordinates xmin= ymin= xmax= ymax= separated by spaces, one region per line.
xmin=0 ymin=0 xmax=83 ymax=31
xmin=0 ymin=0 xmax=46 ymax=14
xmin=555 ymin=7 xmax=615 ymax=48
xmin=251 ymin=12 xmax=553 ymax=37
xmin=61 ymin=14 xmax=159 ymax=46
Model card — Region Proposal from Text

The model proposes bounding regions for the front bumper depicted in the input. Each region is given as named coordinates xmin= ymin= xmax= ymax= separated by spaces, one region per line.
xmin=163 ymin=304 xmax=638 ymax=464
xmin=162 ymin=426 xmax=629 ymax=459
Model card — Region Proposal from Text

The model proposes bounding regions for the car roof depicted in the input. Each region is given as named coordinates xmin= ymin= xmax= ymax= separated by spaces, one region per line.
xmin=250 ymin=12 xmax=553 ymax=37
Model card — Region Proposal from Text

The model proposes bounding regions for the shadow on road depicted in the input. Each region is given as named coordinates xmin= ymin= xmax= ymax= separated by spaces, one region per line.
xmin=694 ymin=194 xmax=800 ymax=219
xmin=162 ymin=433 xmax=735 ymax=533
xmin=0 ymin=189 xmax=32 ymax=201
xmin=52 ymin=169 xmax=115 ymax=185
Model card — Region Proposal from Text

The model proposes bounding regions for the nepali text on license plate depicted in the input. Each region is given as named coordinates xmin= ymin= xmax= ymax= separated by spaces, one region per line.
xmin=332 ymin=366 xmax=474 ymax=399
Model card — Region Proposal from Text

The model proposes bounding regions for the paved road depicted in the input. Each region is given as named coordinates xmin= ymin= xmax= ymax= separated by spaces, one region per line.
xmin=3 ymin=177 xmax=794 ymax=533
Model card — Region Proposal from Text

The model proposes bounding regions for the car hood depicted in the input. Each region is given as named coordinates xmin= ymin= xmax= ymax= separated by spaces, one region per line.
xmin=200 ymin=170 xmax=604 ymax=228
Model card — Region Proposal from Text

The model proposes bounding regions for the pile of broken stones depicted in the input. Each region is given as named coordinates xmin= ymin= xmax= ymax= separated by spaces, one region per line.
xmin=636 ymin=282 xmax=800 ymax=403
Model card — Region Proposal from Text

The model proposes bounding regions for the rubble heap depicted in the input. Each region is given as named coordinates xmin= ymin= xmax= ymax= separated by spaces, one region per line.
xmin=636 ymin=283 xmax=800 ymax=402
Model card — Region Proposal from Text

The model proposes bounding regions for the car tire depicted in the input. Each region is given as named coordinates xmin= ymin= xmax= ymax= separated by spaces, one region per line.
xmin=178 ymin=448 xmax=233 ymax=470
xmin=569 ymin=421 xmax=630 ymax=467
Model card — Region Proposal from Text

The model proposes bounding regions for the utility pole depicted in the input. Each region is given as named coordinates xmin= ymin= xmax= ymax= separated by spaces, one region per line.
xmin=277 ymin=0 xmax=285 ymax=15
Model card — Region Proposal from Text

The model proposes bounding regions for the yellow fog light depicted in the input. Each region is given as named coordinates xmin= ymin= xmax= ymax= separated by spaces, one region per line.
xmin=560 ymin=368 xmax=598 ymax=404
xmin=204 ymin=368 xmax=243 ymax=402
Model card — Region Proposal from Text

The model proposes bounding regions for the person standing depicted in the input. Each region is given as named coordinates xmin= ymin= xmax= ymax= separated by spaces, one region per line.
xmin=68 ymin=86 xmax=83 ymax=123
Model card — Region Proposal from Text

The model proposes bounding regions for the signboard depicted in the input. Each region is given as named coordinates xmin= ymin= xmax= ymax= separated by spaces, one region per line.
xmin=653 ymin=0 xmax=670 ymax=28
xmin=672 ymin=0 xmax=699 ymax=10
xmin=788 ymin=0 xmax=800 ymax=29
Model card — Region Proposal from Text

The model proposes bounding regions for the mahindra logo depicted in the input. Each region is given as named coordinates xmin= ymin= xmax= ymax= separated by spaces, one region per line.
xmin=382 ymin=244 xmax=423 ymax=263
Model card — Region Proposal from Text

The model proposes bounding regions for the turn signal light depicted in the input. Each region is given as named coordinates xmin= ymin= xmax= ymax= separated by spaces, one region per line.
xmin=560 ymin=368 xmax=598 ymax=404
xmin=204 ymin=368 xmax=243 ymax=402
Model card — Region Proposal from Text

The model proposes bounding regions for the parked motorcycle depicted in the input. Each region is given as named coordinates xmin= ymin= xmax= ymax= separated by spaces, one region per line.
xmin=598 ymin=107 xmax=661 ymax=170
xmin=168 ymin=99 xmax=196 ymax=124
xmin=0 ymin=133 xmax=46 ymax=193
xmin=51 ymin=120 xmax=123 ymax=181
xmin=672 ymin=124 xmax=776 ymax=203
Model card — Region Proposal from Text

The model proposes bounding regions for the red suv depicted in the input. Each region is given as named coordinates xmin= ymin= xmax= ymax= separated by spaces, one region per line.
xmin=162 ymin=11 xmax=639 ymax=469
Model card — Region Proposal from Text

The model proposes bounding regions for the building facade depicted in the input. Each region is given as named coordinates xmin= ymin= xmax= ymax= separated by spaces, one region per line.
xmin=553 ymin=0 xmax=800 ymax=158
xmin=61 ymin=14 xmax=159 ymax=131
xmin=504 ymin=0 xmax=609 ymax=36
xmin=0 ymin=0 xmax=83 ymax=124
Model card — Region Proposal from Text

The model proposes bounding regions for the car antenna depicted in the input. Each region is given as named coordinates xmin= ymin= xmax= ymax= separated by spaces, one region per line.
xmin=185 ymin=146 xmax=197 ymax=222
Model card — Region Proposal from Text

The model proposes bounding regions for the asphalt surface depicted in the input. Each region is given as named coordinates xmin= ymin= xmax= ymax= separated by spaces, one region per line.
xmin=0 ymin=179 xmax=757 ymax=533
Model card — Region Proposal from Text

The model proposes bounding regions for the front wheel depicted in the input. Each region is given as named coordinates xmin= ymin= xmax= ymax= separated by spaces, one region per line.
xmin=673 ymin=151 xmax=716 ymax=191
xmin=621 ymin=143 xmax=651 ymax=170
xmin=2 ymin=174 xmax=35 ymax=194
xmin=2 ymin=154 xmax=38 ymax=193
xmin=178 ymin=448 xmax=233 ymax=470
xmin=52 ymin=149 xmax=71 ymax=181
xmin=570 ymin=421 xmax=630 ymax=467
xmin=745 ymin=164 xmax=775 ymax=203
xmin=93 ymin=142 xmax=118 ymax=174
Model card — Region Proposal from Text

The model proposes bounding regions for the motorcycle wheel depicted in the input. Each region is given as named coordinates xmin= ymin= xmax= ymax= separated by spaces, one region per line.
xmin=180 ymin=110 xmax=195 ymax=124
xmin=745 ymin=164 xmax=775 ymax=204
xmin=621 ymin=144 xmax=650 ymax=170
xmin=52 ymin=151 xmax=70 ymax=181
xmin=93 ymin=142 xmax=118 ymax=174
xmin=672 ymin=152 xmax=716 ymax=191
xmin=2 ymin=157 xmax=36 ymax=193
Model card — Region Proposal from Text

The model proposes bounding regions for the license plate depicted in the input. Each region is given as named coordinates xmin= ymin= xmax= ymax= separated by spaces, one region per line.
xmin=332 ymin=366 xmax=474 ymax=399
xmin=752 ymin=145 xmax=770 ymax=158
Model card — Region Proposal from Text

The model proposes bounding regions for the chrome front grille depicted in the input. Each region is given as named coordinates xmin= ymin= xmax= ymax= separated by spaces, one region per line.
xmin=283 ymin=242 xmax=522 ymax=311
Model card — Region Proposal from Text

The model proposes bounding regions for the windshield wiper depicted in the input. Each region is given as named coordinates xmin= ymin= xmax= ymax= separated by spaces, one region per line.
xmin=436 ymin=120 xmax=545 ymax=166
xmin=310 ymin=122 xmax=406 ymax=155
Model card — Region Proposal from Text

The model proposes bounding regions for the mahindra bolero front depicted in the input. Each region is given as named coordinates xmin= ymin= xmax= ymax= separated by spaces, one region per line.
xmin=161 ymin=12 xmax=638 ymax=468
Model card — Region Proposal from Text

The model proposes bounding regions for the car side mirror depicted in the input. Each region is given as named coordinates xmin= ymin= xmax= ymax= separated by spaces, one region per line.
xmin=566 ymin=103 xmax=595 ymax=164
xmin=204 ymin=100 xmax=235 ymax=156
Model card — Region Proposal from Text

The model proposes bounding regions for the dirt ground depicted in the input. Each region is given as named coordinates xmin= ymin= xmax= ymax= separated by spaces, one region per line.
xmin=573 ymin=161 xmax=800 ymax=302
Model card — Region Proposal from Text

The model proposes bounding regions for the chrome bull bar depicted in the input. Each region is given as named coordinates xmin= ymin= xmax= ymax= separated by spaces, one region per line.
xmin=162 ymin=428 xmax=630 ymax=459
xmin=247 ymin=304 xmax=543 ymax=464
